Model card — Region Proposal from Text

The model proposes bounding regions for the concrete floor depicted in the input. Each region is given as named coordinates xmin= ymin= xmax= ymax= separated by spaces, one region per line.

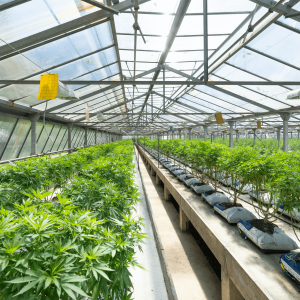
xmin=137 ymin=152 xmax=221 ymax=300
xmin=129 ymin=154 xmax=168 ymax=300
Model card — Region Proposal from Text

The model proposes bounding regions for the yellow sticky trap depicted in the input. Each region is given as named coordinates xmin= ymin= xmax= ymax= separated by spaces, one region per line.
xmin=215 ymin=112 xmax=224 ymax=124
xmin=257 ymin=121 xmax=261 ymax=129
xmin=37 ymin=74 xmax=59 ymax=100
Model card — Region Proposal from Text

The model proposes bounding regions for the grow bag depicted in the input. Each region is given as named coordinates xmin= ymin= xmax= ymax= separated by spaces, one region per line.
xmin=219 ymin=177 xmax=233 ymax=187
xmin=174 ymin=169 xmax=186 ymax=177
xmin=170 ymin=166 xmax=181 ymax=173
xmin=203 ymin=191 xmax=230 ymax=206
xmin=277 ymin=205 xmax=300 ymax=221
xmin=211 ymin=172 xmax=225 ymax=180
xmin=185 ymin=178 xmax=201 ymax=187
xmin=248 ymin=190 xmax=277 ymax=206
xmin=191 ymin=184 xmax=214 ymax=195
xmin=165 ymin=163 xmax=177 ymax=170
xmin=280 ymin=253 xmax=300 ymax=283
xmin=237 ymin=220 xmax=298 ymax=253
xmin=214 ymin=204 xmax=257 ymax=224
xmin=235 ymin=182 xmax=253 ymax=194
xmin=179 ymin=174 xmax=194 ymax=182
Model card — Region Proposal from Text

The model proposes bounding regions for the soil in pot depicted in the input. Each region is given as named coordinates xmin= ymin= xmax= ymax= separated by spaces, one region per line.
xmin=219 ymin=202 xmax=242 ymax=210
xmin=193 ymin=182 xmax=207 ymax=187
xmin=51 ymin=196 xmax=58 ymax=201
xmin=250 ymin=219 xmax=278 ymax=235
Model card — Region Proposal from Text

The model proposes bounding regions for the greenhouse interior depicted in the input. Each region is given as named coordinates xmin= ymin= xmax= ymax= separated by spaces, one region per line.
xmin=1 ymin=0 xmax=300 ymax=299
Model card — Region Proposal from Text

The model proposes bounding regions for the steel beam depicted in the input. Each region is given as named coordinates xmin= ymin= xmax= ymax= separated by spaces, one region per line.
xmin=3 ymin=80 xmax=300 ymax=86
xmin=0 ymin=0 xmax=150 ymax=58
xmin=137 ymin=0 xmax=191 ymax=122
xmin=0 ymin=44 xmax=115 ymax=92
xmin=203 ymin=0 xmax=208 ymax=82
xmin=82 ymin=0 xmax=119 ymax=14
xmin=0 ymin=0 xmax=30 ymax=12
xmin=249 ymin=0 xmax=300 ymax=22
xmin=108 ymin=1 xmax=128 ymax=114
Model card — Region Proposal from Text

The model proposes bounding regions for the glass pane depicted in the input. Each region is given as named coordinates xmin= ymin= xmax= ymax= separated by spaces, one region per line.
xmin=19 ymin=121 xmax=43 ymax=158
xmin=36 ymin=123 xmax=53 ymax=153
xmin=43 ymin=125 xmax=61 ymax=153
xmin=0 ymin=115 xmax=16 ymax=156
xmin=2 ymin=119 xmax=30 ymax=160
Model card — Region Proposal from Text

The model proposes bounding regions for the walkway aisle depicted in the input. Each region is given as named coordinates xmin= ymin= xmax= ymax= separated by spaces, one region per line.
xmin=129 ymin=154 xmax=168 ymax=300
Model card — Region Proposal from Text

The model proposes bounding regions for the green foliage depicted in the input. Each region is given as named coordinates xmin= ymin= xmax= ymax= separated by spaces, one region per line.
xmin=0 ymin=140 xmax=145 ymax=299
xmin=141 ymin=137 xmax=300 ymax=235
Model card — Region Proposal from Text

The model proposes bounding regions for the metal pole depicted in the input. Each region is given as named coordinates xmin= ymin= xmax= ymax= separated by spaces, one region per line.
xmin=236 ymin=130 xmax=239 ymax=143
xmin=151 ymin=92 xmax=153 ymax=121
xmin=132 ymin=0 xmax=139 ymax=108
xmin=158 ymin=133 xmax=160 ymax=169
xmin=203 ymin=0 xmax=208 ymax=82
xmin=276 ymin=127 xmax=281 ymax=148
xmin=281 ymin=113 xmax=290 ymax=152
xmin=163 ymin=66 xmax=165 ymax=113
xmin=203 ymin=125 xmax=207 ymax=141
xmin=223 ymin=131 xmax=225 ymax=141
xmin=188 ymin=128 xmax=191 ymax=140
xmin=179 ymin=129 xmax=182 ymax=139
xmin=228 ymin=121 xmax=234 ymax=148
xmin=84 ymin=127 xmax=88 ymax=146
xmin=67 ymin=123 xmax=73 ymax=153
xmin=253 ymin=129 xmax=256 ymax=145
xmin=28 ymin=113 xmax=40 ymax=156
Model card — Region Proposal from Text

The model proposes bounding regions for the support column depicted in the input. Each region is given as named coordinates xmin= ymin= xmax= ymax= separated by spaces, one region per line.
xmin=84 ymin=127 xmax=88 ymax=147
xmin=94 ymin=130 xmax=97 ymax=145
xmin=180 ymin=207 xmax=189 ymax=232
xmin=188 ymin=128 xmax=192 ymax=140
xmin=236 ymin=130 xmax=239 ymax=143
xmin=179 ymin=129 xmax=182 ymax=139
xmin=252 ymin=129 xmax=256 ymax=145
xmin=221 ymin=267 xmax=243 ymax=300
xmin=280 ymin=113 xmax=290 ymax=152
xmin=164 ymin=185 xmax=170 ymax=201
xmin=67 ymin=123 xmax=73 ymax=152
xmin=228 ymin=121 xmax=234 ymax=148
xmin=203 ymin=125 xmax=207 ymax=142
xmin=298 ymin=130 xmax=300 ymax=140
xmin=156 ymin=173 xmax=161 ymax=186
xmin=151 ymin=166 xmax=155 ymax=176
xmin=28 ymin=113 xmax=40 ymax=156
xmin=223 ymin=131 xmax=225 ymax=141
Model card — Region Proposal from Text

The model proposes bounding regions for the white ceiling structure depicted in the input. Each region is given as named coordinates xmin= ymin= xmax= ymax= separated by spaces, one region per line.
xmin=1 ymin=0 xmax=300 ymax=135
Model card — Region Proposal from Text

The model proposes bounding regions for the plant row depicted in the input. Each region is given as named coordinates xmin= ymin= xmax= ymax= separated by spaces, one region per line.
xmin=139 ymin=137 xmax=300 ymax=220
xmin=0 ymin=140 xmax=145 ymax=300
xmin=139 ymin=137 xmax=300 ymax=282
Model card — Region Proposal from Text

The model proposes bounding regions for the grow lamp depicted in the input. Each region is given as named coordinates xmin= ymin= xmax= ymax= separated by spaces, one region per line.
xmin=37 ymin=74 xmax=79 ymax=101
xmin=204 ymin=114 xmax=215 ymax=122
xmin=287 ymin=88 xmax=300 ymax=100
xmin=97 ymin=113 xmax=106 ymax=121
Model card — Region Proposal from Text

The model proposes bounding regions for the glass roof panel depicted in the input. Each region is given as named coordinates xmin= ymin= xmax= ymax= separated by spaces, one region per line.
xmin=0 ymin=0 xmax=100 ymax=43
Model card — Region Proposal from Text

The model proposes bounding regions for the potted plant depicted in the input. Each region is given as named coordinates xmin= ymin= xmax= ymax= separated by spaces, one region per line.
xmin=213 ymin=147 xmax=258 ymax=224
xmin=237 ymin=152 xmax=298 ymax=253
